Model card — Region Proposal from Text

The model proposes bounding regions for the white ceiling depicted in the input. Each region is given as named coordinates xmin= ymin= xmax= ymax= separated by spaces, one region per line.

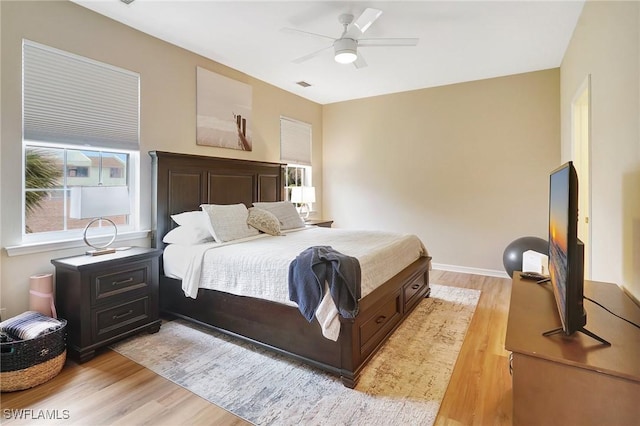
xmin=72 ymin=0 xmax=585 ymax=105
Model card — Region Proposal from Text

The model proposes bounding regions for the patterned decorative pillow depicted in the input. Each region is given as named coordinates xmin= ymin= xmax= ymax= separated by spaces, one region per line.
xmin=252 ymin=201 xmax=305 ymax=230
xmin=200 ymin=203 xmax=259 ymax=243
xmin=247 ymin=207 xmax=283 ymax=236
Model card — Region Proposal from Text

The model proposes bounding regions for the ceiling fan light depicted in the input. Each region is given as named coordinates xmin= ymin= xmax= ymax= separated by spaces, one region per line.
xmin=335 ymin=50 xmax=357 ymax=64
xmin=334 ymin=38 xmax=358 ymax=64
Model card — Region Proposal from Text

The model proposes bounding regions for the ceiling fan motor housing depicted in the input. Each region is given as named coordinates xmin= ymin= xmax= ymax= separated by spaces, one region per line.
xmin=334 ymin=38 xmax=357 ymax=63
xmin=338 ymin=13 xmax=354 ymax=25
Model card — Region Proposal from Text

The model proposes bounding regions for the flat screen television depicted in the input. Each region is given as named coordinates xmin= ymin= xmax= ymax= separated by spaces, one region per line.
xmin=544 ymin=161 xmax=609 ymax=345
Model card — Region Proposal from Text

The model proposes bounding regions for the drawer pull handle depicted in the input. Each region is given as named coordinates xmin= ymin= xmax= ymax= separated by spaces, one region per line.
xmin=112 ymin=310 xmax=133 ymax=320
xmin=411 ymin=283 xmax=420 ymax=290
xmin=112 ymin=277 xmax=134 ymax=286
xmin=375 ymin=315 xmax=387 ymax=324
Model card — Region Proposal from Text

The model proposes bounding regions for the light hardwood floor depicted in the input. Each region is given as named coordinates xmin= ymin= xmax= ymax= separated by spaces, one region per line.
xmin=1 ymin=270 xmax=513 ymax=425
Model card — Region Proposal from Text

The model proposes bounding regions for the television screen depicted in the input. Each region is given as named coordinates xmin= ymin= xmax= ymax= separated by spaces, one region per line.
xmin=548 ymin=161 xmax=586 ymax=335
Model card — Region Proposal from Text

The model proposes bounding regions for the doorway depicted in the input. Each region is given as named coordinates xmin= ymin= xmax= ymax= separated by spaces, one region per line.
xmin=571 ymin=75 xmax=591 ymax=279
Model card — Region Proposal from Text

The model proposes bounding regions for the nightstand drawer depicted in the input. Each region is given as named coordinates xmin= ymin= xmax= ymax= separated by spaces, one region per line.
xmin=93 ymin=296 xmax=150 ymax=342
xmin=92 ymin=261 xmax=152 ymax=304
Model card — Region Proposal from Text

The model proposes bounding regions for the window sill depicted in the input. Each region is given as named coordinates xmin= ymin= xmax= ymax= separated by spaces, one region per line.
xmin=4 ymin=230 xmax=150 ymax=257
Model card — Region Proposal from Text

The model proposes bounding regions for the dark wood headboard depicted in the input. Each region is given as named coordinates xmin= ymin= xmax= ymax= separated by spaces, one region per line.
xmin=150 ymin=151 xmax=285 ymax=249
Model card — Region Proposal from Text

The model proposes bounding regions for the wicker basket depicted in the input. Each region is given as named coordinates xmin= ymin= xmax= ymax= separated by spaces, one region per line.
xmin=1 ymin=319 xmax=67 ymax=392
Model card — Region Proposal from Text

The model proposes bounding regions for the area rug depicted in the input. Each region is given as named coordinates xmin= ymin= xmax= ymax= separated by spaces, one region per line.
xmin=111 ymin=284 xmax=480 ymax=426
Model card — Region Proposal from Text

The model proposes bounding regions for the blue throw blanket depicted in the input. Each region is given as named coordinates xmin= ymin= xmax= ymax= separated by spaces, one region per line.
xmin=288 ymin=245 xmax=361 ymax=321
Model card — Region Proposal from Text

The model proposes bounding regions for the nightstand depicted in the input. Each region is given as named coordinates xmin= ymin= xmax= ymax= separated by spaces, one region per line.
xmin=305 ymin=219 xmax=334 ymax=228
xmin=52 ymin=247 xmax=162 ymax=363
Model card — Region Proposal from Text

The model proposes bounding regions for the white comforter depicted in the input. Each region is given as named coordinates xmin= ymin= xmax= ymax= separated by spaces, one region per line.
xmin=163 ymin=226 xmax=428 ymax=339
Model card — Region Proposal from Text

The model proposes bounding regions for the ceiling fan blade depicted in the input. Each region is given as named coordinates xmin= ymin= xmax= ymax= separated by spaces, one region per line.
xmin=281 ymin=27 xmax=335 ymax=42
xmin=292 ymin=45 xmax=332 ymax=64
xmin=353 ymin=53 xmax=368 ymax=69
xmin=353 ymin=8 xmax=382 ymax=34
xmin=358 ymin=38 xmax=419 ymax=47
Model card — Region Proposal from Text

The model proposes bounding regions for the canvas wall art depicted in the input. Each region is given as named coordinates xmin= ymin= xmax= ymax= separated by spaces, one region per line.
xmin=196 ymin=67 xmax=252 ymax=151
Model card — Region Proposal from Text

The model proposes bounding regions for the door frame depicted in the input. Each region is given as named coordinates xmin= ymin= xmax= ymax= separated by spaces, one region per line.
xmin=570 ymin=74 xmax=592 ymax=279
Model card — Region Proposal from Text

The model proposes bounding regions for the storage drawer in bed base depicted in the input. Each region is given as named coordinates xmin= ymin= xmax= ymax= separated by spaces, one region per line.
xmin=403 ymin=273 xmax=430 ymax=312
xmin=358 ymin=291 xmax=402 ymax=359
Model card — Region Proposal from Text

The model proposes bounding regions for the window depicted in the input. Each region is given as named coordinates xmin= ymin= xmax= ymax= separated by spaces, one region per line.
xmin=109 ymin=167 xmax=124 ymax=179
xmin=25 ymin=145 xmax=132 ymax=235
xmin=68 ymin=167 xmax=89 ymax=178
xmin=280 ymin=117 xmax=312 ymax=202
xmin=22 ymin=40 xmax=139 ymax=243
xmin=284 ymin=164 xmax=313 ymax=201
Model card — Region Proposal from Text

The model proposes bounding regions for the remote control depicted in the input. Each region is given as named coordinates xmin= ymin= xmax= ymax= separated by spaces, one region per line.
xmin=520 ymin=271 xmax=548 ymax=281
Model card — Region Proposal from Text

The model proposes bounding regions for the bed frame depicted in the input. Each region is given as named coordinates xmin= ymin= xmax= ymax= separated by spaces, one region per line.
xmin=150 ymin=151 xmax=431 ymax=388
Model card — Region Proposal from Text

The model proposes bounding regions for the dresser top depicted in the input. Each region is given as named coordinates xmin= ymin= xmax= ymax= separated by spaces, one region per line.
xmin=505 ymin=273 xmax=640 ymax=382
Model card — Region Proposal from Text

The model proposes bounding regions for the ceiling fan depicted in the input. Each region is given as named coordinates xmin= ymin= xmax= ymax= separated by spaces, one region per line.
xmin=283 ymin=8 xmax=419 ymax=69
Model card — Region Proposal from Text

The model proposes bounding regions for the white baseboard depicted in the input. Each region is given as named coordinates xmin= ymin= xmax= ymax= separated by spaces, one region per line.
xmin=432 ymin=262 xmax=510 ymax=279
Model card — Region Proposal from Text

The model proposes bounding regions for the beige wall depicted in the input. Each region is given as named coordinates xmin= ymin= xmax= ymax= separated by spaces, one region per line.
xmin=0 ymin=1 xmax=323 ymax=318
xmin=560 ymin=0 xmax=640 ymax=301
xmin=323 ymin=70 xmax=560 ymax=275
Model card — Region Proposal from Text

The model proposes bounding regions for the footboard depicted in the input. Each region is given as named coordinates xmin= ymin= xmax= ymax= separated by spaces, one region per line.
xmin=160 ymin=256 xmax=430 ymax=388
xmin=160 ymin=275 xmax=344 ymax=374
xmin=338 ymin=256 xmax=431 ymax=387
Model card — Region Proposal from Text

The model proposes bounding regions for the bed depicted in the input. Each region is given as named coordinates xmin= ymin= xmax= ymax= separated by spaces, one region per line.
xmin=150 ymin=151 xmax=431 ymax=388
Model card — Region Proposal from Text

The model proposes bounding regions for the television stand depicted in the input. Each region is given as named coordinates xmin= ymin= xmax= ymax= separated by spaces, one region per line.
xmin=505 ymin=273 xmax=640 ymax=425
xmin=542 ymin=326 xmax=611 ymax=346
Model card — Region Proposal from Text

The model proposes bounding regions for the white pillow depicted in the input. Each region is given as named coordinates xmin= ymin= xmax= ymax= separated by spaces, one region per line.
xmin=247 ymin=207 xmax=283 ymax=236
xmin=162 ymin=225 xmax=214 ymax=245
xmin=200 ymin=203 xmax=259 ymax=243
xmin=171 ymin=211 xmax=210 ymax=229
xmin=252 ymin=201 xmax=305 ymax=230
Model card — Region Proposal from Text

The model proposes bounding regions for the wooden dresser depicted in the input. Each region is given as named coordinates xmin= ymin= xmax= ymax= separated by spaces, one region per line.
xmin=505 ymin=273 xmax=640 ymax=425
xmin=52 ymin=247 xmax=162 ymax=362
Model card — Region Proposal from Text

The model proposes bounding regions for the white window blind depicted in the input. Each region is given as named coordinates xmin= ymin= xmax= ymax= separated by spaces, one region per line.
xmin=23 ymin=40 xmax=139 ymax=150
xmin=280 ymin=117 xmax=311 ymax=166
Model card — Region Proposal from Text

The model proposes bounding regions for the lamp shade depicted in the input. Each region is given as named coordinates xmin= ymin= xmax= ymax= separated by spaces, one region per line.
xmin=290 ymin=186 xmax=316 ymax=204
xmin=70 ymin=186 xmax=130 ymax=219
